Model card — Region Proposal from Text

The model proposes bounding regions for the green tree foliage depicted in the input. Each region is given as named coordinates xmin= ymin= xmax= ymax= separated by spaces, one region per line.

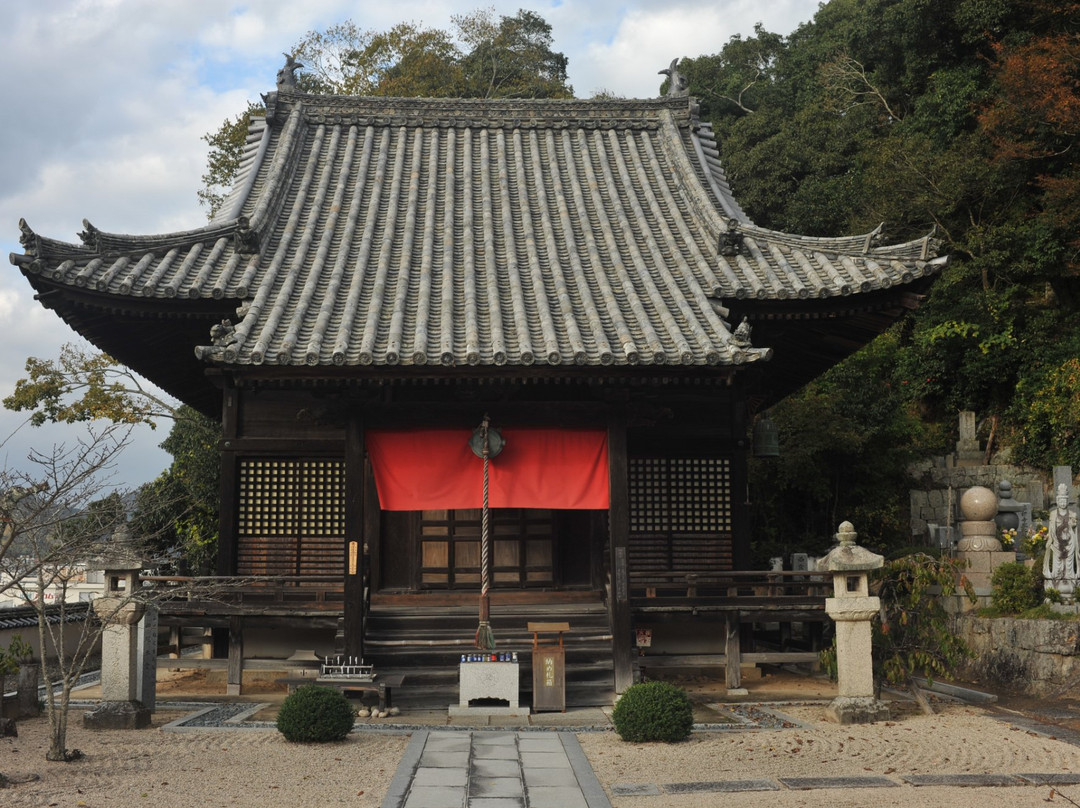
xmin=749 ymin=333 xmax=944 ymax=560
xmin=874 ymin=554 xmax=976 ymax=710
xmin=130 ymin=406 xmax=221 ymax=574
xmin=198 ymin=101 xmax=264 ymax=218
xmin=683 ymin=0 xmax=1079 ymax=528
xmin=453 ymin=8 xmax=571 ymax=99
xmin=3 ymin=343 xmax=173 ymax=428
xmin=198 ymin=9 xmax=572 ymax=218
xmin=989 ymin=561 xmax=1043 ymax=614
xmin=3 ymin=346 xmax=221 ymax=573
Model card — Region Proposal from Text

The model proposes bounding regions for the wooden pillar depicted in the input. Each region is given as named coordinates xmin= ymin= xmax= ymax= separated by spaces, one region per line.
xmin=343 ymin=416 xmax=365 ymax=660
xmin=608 ymin=417 xmax=633 ymax=693
xmin=725 ymin=613 xmax=744 ymax=693
xmin=168 ymin=625 xmax=182 ymax=671
xmin=216 ymin=382 xmax=240 ymax=577
xmin=226 ymin=616 xmax=244 ymax=696
xmin=730 ymin=393 xmax=751 ymax=570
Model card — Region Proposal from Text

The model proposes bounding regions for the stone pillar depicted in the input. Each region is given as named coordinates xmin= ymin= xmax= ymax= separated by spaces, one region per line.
xmin=137 ymin=606 xmax=158 ymax=711
xmin=83 ymin=537 xmax=152 ymax=730
xmin=820 ymin=522 xmax=889 ymax=724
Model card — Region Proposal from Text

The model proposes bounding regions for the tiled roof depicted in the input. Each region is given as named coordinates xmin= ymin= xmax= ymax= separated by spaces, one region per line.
xmin=12 ymin=91 xmax=945 ymax=372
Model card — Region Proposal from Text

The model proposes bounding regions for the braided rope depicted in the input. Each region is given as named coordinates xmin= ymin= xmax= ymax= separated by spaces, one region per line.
xmin=481 ymin=418 xmax=490 ymax=600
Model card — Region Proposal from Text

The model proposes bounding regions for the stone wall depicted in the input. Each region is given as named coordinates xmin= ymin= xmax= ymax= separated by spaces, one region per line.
xmin=953 ymin=615 xmax=1080 ymax=697
xmin=909 ymin=462 xmax=1047 ymax=540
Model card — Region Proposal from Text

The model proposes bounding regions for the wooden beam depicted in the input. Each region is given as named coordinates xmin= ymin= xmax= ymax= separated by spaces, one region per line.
xmin=216 ymin=383 xmax=240 ymax=577
xmin=608 ymin=416 xmax=633 ymax=693
xmin=731 ymin=394 xmax=751 ymax=570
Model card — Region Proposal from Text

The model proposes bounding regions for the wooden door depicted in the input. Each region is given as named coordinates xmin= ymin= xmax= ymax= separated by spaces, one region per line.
xmin=419 ymin=509 xmax=555 ymax=588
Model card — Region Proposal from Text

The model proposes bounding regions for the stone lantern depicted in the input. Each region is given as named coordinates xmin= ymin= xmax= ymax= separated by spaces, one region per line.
xmin=82 ymin=526 xmax=152 ymax=730
xmin=819 ymin=521 xmax=889 ymax=724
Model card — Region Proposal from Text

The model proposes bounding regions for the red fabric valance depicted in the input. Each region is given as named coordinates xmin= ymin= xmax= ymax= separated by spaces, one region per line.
xmin=366 ymin=428 xmax=609 ymax=511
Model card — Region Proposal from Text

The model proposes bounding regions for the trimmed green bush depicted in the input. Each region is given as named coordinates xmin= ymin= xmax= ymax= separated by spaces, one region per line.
xmin=611 ymin=681 xmax=694 ymax=743
xmin=990 ymin=562 xmax=1042 ymax=615
xmin=276 ymin=684 xmax=355 ymax=743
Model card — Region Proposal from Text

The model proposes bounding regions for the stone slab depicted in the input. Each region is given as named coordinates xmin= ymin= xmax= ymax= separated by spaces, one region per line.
xmin=518 ymin=737 xmax=564 ymax=752
xmin=448 ymin=706 xmax=530 ymax=718
xmin=611 ymin=784 xmax=662 ymax=796
xmin=779 ymin=776 xmax=898 ymax=790
xmin=522 ymin=767 xmax=578 ymax=788
xmin=1017 ymin=774 xmax=1080 ymax=786
xmin=520 ymin=751 xmax=572 ymax=769
xmin=901 ymin=774 xmax=1022 ymax=787
xmin=418 ymin=750 xmax=470 ymax=768
xmin=402 ymin=785 xmax=466 ymax=808
xmin=664 ymin=780 xmax=779 ymax=793
xmin=468 ymin=777 xmax=523 ymax=798
xmin=426 ymin=735 xmax=472 ymax=752
xmin=471 ymin=732 xmax=517 ymax=744
xmin=472 ymin=759 xmax=520 ymax=778
xmin=471 ymin=744 xmax=519 ymax=760
xmin=413 ymin=767 xmax=468 ymax=787
xmin=521 ymin=786 xmax=588 ymax=808
xmin=464 ymin=799 xmax=524 ymax=808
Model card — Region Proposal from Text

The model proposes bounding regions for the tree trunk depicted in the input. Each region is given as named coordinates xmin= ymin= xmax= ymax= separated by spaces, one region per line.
xmin=909 ymin=679 xmax=935 ymax=715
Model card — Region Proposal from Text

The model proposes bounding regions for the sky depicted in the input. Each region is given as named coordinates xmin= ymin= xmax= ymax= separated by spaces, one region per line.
xmin=0 ymin=0 xmax=823 ymax=492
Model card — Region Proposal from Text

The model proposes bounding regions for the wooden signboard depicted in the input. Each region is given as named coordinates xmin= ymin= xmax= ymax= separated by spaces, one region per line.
xmin=529 ymin=621 xmax=569 ymax=713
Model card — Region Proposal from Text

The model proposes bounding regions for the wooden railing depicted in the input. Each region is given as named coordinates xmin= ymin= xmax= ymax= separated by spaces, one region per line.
xmin=142 ymin=575 xmax=345 ymax=608
xmin=628 ymin=570 xmax=830 ymax=614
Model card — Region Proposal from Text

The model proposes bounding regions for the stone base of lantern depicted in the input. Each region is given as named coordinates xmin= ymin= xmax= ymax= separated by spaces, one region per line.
xmin=82 ymin=700 xmax=152 ymax=731
xmin=826 ymin=696 xmax=890 ymax=725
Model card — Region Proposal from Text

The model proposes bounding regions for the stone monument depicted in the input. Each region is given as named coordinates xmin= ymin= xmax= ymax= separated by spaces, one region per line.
xmin=1044 ymin=483 xmax=1079 ymax=598
xmin=955 ymin=485 xmax=1014 ymax=603
xmin=820 ymin=521 xmax=889 ymax=724
xmin=954 ymin=411 xmax=984 ymax=467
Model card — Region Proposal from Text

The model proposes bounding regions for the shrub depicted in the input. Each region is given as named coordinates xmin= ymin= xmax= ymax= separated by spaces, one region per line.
xmin=276 ymin=685 xmax=355 ymax=743
xmin=990 ymin=562 xmax=1041 ymax=615
xmin=611 ymin=681 xmax=694 ymax=743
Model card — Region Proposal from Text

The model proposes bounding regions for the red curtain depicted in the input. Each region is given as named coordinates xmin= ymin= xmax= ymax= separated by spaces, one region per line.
xmin=366 ymin=428 xmax=609 ymax=511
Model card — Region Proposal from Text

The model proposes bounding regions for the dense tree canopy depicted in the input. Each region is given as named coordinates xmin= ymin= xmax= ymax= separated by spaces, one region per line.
xmin=199 ymin=8 xmax=572 ymax=217
xmin=689 ymin=0 xmax=1080 ymax=550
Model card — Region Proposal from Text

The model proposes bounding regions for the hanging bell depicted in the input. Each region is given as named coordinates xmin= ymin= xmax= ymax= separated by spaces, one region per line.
xmin=752 ymin=414 xmax=779 ymax=457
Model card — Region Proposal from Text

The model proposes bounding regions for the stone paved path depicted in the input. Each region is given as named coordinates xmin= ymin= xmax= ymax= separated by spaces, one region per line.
xmin=381 ymin=730 xmax=611 ymax=808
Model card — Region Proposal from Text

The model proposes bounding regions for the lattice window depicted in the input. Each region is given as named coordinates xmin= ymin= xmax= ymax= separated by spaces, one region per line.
xmin=628 ymin=457 xmax=733 ymax=573
xmin=237 ymin=459 xmax=345 ymax=578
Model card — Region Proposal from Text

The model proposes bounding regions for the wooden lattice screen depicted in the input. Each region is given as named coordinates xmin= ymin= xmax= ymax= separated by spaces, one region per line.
xmin=628 ymin=457 xmax=733 ymax=573
xmin=237 ymin=459 xmax=345 ymax=579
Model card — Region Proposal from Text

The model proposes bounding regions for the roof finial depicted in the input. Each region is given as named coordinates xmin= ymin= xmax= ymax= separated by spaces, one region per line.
xmin=277 ymin=53 xmax=303 ymax=91
xmin=659 ymin=58 xmax=689 ymax=97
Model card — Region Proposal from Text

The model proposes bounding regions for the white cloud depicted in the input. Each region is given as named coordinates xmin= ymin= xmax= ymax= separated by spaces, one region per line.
xmin=1 ymin=0 xmax=823 ymax=488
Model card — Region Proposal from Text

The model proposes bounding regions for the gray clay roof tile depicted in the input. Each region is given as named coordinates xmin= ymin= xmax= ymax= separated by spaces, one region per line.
xmin=12 ymin=92 xmax=945 ymax=371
